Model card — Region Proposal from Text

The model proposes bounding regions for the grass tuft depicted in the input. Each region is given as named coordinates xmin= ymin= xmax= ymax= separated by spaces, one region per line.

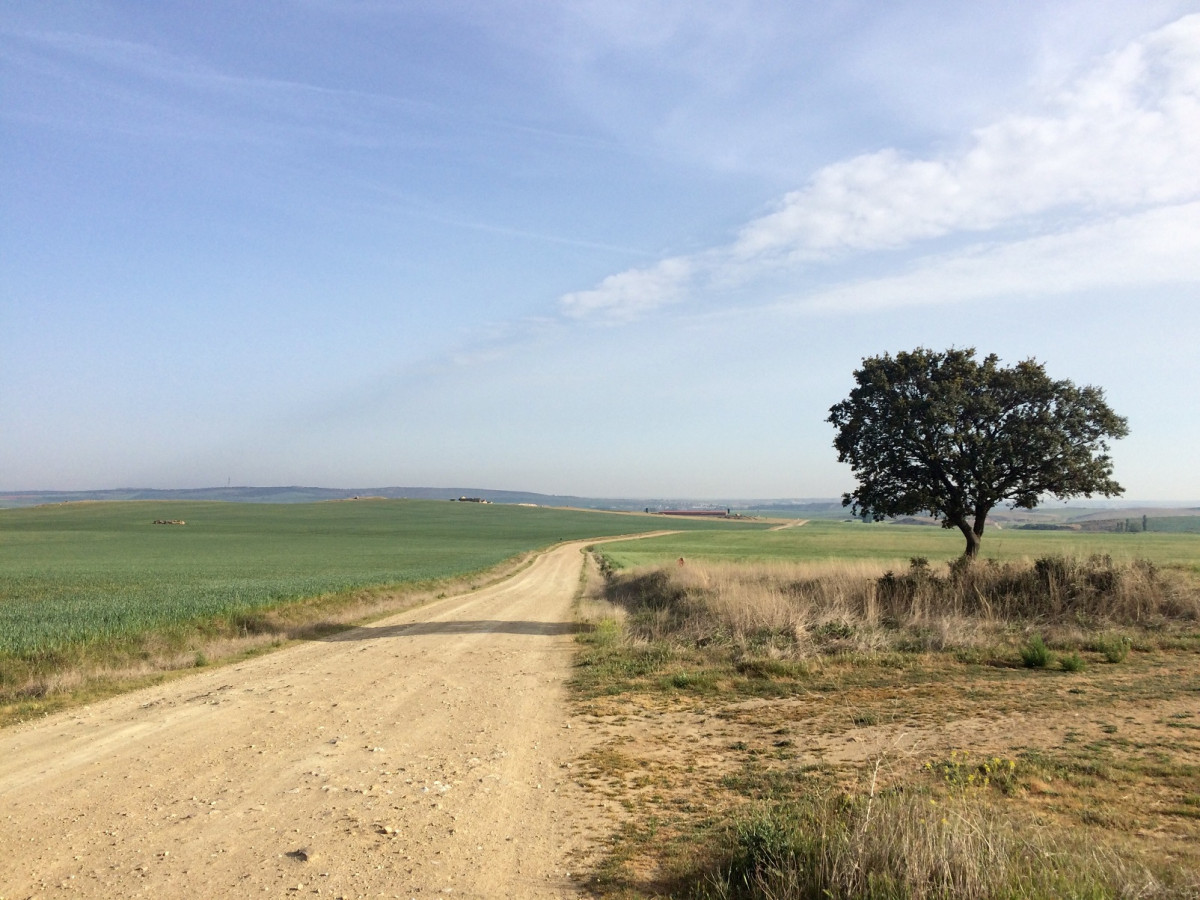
xmin=1060 ymin=650 xmax=1087 ymax=672
xmin=700 ymin=791 xmax=1175 ymax=900
xmin=1096 ymin=632 xmax=1133 ymax=663
xmin=1020 ymin=634 xmax=1052 ymax=668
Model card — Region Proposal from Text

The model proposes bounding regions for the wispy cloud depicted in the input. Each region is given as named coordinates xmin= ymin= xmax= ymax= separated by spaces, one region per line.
xmin=0 ymin=26 xmax=615 ymax=151
xmin=789 ymin=201 xmax=1200 ymax=314
xmin=558 ymin=13 xmax=1200 ymax=322
xmin=560 ymin=257 xmax=694 ymax=322
xmin=0 ymin=28 xmax=419 ymax=146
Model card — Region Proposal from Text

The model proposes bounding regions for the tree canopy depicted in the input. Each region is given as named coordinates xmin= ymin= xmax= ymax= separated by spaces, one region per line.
xmin=827 ymin=348 xmax=1129 ymax=557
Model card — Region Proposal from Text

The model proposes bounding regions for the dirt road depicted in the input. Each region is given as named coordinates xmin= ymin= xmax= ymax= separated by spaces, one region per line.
xmin=0 ymin=540 xmax=612 ymax=899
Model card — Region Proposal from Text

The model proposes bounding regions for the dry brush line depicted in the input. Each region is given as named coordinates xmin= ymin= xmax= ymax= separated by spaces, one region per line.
xmin=599 ymin=555 xmax=1200 ymax=662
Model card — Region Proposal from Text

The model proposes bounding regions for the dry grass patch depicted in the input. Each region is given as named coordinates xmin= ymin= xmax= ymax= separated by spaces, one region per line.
xmin=571 ymin=555 xmax=1200 ymax=898
xmin=585 ymin=554 xmax=1198 ymax=671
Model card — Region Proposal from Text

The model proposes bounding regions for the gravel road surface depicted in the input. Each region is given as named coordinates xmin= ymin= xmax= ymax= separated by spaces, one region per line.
xmin=1 ymin=540 xmax=610 ymax=899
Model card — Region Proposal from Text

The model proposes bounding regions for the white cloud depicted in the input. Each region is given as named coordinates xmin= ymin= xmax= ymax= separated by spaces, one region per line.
xmin=733 ymin=13 xmax=1200 ymax=261
xmin=559 ymin=256 xmax=693 ymax=322
xmin=790 ymin=201 xmax=1200 ymax=313
xmin=559 ymin=14 xmax=1200 ymax=322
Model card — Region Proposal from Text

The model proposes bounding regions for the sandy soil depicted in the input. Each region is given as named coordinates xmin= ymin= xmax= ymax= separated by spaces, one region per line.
xmin=0 ymin=540 xmax=614 ymax=900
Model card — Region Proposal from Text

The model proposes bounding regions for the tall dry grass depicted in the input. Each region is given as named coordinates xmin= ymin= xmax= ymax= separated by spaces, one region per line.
xmin=599 ymin=554 xmax=1200 ymax=660
xmin=702 ymin=791 xmax=1188 ymax=900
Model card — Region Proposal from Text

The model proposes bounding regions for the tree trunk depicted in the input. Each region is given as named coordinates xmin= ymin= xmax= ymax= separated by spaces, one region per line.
xmin=971 ymin=507 xmax=990 ymax=557
xmin=954 ymin=517 xmax=981 ymax=558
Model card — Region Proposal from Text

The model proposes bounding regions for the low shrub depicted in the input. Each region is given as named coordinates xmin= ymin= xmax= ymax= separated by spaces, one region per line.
xmin=1096 ymin=632 xmax=1132 ymax=663
xmin=1060 ymin=650 xmax=1087 ymax=672
xmin=1020 ymin=634 xmax=1052 ymax=668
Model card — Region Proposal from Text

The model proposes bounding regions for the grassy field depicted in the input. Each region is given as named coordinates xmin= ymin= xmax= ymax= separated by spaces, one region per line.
xmin=0 ymin=500 xmax=766 ymax=656
xmin=571 ymin=531 xmax=1200 ymax=898
xmin=0 ymin=499 xmax=760 ymax=717
xmin=597 ymin=519 xmax=1200 ymax=570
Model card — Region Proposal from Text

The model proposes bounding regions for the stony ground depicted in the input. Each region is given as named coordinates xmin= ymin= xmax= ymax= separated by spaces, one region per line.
xmin=0 ymin=540 xmax=617 ymax=900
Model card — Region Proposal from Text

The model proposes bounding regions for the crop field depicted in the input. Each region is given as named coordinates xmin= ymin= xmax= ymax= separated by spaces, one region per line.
xmin=597 ymin=519 xmax=1200 ymax=571
xmin=0 ymin=499 xmax=762 ymax=658
xmin=0 ymin=500 xmax=765 ymax=718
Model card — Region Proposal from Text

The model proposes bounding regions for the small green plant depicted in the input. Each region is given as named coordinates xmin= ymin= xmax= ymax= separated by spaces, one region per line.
xmin=665 ymin=670 xmax=717 ymax=692
xmin=1020 ymin=634 xmax=1052 ymax=668
xmin=1097 ymin=633 xmax=1132 ymax=663
xmin=926 ymin=750 xmax=1020 ymax=795
xmin=1060 ymin=651 xmax=1086 ymax=673
xmin=581 ymin=617 xmax=621 ymax=648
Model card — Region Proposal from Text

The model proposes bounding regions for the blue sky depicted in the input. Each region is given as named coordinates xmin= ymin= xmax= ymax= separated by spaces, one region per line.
xmin=3 ymin=1 xmax=1199 ymax=499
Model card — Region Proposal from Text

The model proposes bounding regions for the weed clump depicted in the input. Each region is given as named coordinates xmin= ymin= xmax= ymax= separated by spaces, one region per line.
xmin=1060 ymin=650 xmax=1087 ymax=672
xmin=702 ymin=792 xmax=1173 ymax=900
xmin=876 ymin=554 xmax=1195 ymax=623
xmin=1020 ymin=634 xmax=1052 ymax=668
xmin=1096 ymin=632 xmax=1133 ymax=663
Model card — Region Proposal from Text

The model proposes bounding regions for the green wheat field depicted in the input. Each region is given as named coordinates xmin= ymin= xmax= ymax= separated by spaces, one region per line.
xmin=0 ymin=499 xmax=751 ymax=657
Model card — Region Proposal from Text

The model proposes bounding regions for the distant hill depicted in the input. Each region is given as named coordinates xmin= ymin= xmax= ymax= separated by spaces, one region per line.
xmin=0 ymin=486 xmax=614 ymax=509
xmin=1071 ymin=514 xmax=1200 ymax=534
xmin=739 ymin=501 xmax=849 ymax=519
xmin=3 ymin=489 xmax=1197 ymax=524
xmin=0 ymin=486 xmax=841 ymax=513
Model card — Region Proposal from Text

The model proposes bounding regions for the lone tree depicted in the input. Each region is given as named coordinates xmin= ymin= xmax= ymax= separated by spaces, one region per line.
xmin=827 ymin=348 xmax=1129 ymax=558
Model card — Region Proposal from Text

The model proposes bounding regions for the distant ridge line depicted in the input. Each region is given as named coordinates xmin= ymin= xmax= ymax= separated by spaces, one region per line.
xmin=0 ymin=486 xmax=844 ymax=512
xmin=2 ymin=488 xmax=1195 ymax=516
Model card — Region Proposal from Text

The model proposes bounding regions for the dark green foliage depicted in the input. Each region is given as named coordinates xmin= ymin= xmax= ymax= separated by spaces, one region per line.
xmin=828 ymin=348 xmax=1129 ymax=557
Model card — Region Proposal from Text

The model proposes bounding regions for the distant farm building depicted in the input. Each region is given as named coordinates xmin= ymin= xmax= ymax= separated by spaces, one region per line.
xmin=658 ymin=509 xmax=731 ymax=518
xmin=452 ymin=497 xmax=490 ymax=503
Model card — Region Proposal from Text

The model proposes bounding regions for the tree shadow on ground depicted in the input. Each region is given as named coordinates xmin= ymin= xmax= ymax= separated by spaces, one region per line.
xmin=319 ymin=620 xmax=581 ymax=641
